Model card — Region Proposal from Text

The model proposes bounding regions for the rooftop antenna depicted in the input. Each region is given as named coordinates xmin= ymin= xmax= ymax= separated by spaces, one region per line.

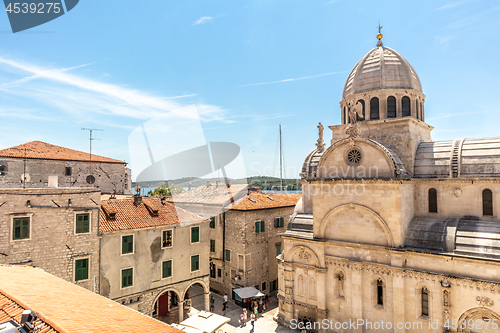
xmin=81 ymin=128 xmax=103 ymax=185
xmin=279 ymin=124 xmax=283 ymax=193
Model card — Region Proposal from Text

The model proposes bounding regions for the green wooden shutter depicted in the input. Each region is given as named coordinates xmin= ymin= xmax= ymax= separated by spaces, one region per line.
xmin=260 ymin=221 xmax=265 ymax=232
xmin=122 ymin=235 xmax=133 ymax=254
xmin=255 ymin=221 xmax=260 ymax=233
xmin=163 ymin=260 xmax=172 ymax=278
xmin=122 ymin=268 xmax=133 ymax=288
xmin=276 ymin=244 xmax=281 ymax=256
xmin=280 ymin=217 xmax=284 ymax=228
xmin=191 ymin=227 xmax=200 ymax=243
xmin=75 ymin=258 xmax=88 ymax=281
xmin=225 ymin=249 xmax=231 ymax=261
xmin=76 ymin=214 xmax=89 ymax=234
xmin=13 ymin=218 xmax=30 ymax=240
xmin=191 ymin=255 xmax=199 ymax=271
xmin=210 ymin=239 xmax=215 ymax=252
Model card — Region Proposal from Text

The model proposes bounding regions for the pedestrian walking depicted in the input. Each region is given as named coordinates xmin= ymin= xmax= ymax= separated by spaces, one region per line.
xmin=254 ymin=304 xmax=259 ymax=320
xmin=209 ymin=296 xmax=215 ymax=312
xmin=222 ymin=301 xmax=226 ymax=316
xmin=258 ymin=297 xmax=263 ymax=312
xmin=250 ymin=313 xmax=256 ymax=330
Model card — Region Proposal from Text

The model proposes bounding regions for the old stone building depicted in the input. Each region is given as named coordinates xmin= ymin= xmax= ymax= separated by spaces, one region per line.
xmin=0 ymin=141 xmax=132 ymax=194
xmin=277 ymin=32 xmax=500 ymax=332
xmin=99 ymin=195 xmax=210 ymax=324
xmin=0 ymin=188 xmax=101 ymax=292
xmin=211 ymin=190 xmax=301 ymax=300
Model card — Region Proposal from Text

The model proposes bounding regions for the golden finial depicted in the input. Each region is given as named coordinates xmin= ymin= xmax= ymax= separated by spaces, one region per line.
xmin=377 ymin=23 xmax=383 ymax=40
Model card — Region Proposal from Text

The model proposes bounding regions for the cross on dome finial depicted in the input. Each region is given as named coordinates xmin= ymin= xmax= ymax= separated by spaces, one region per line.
xmin=376 ymin=22 xmax=383 ymax=46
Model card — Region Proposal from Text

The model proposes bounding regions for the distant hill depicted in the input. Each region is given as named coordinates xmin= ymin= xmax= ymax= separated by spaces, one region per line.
xmin=133 ymin=176 xmax=302 ymax=191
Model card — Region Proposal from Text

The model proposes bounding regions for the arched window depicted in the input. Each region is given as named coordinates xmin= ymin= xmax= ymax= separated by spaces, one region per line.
xmin=421 ymin=288 xmax=429 ymax=316
xmin=370 ymin=97 xmax=379 ymax=120
xmin=402 ymin=96 xmax=411 ymax=117
xmin=416 ymin=101 xmax=419 ymax=120
xmin=428 ymin=188 xmax=437 ymax=213
xmin=387 ymin=96 xmax=396 ymax=118
xmin=483 ymin=189 xmax=493 ymax=216
xmin=356 ymin=99 xmax=365 ymax=120
xmin=377 ymin=279 xmax=383 ymax=305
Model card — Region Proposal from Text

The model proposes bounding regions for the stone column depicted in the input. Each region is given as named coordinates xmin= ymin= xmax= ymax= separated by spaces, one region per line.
xmin=178 ymin=301 xmax=184 ymax=323
xmin=396 ymin=93 xmax=402 ymax=118
xmin=380 ymin=94 xmax=387 ymax=120
xmin=392 ymin=272 xmax=406 ymax=333
xmin=366 ymin=97 xmax=371 ymax=120
xmin=411 ymin=96 xmax=417 ymax=118
xmin=351 ymin=266 xmax=363 ymax=333
xmin=205 ymin=292 xmax=210 ymax=312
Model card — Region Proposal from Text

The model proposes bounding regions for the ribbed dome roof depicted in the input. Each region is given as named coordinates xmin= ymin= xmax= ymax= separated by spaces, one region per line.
xmin=343 ymin=46 xmax=422 ymax=99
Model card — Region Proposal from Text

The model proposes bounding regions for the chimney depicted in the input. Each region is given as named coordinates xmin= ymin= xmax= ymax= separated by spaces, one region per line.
xmin=134 ymin=195 xmax=142 ymax=205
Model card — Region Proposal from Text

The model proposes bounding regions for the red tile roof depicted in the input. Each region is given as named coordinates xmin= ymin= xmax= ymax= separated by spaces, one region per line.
xmin=231 ymin=192 xmax=301 ymax=211
xmin=0 ymin=141 xmax=125 ymax=164
xmin=0 ymin=265 xmax=181 ymax=333
xmin=0 ymin=291 xmax=58 ymax=333
xmin=100 ymin=197 xmax=205 ymax=233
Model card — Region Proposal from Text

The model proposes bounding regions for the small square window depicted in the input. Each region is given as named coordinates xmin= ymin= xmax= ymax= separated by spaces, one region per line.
xmin=191 ymin=227 xmax=200 ymax=243
xmin=162 ymin=230 xmax=173 ymax=248
xmin=162 ymin=260 xmax=172 ymax=278
xmin=65 ymin=167 xmax=72 ymax=176
xmin=13 ymin=217 xmax=30 ymax=240
xmin=75 ymin=213 xmax=90 ymax=234
xmin=210 ymin=239 xmax=215 ymax=252
xmin=225 ymin=249 xmax=231 ymax=262
xmin=122 ymin=268 xmax=133 ymax=288
xmin=75 ymin=258 xmax=89 ymax=281
xmin=122 ymin=235 xmax=134 ymax=254
xmin=191 ymin=255 xmax=200 ymax=272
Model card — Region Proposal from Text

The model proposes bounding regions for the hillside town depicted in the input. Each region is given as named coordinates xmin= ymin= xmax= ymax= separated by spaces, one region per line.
xmin=2 ymin=2 xmax=500 ymax=332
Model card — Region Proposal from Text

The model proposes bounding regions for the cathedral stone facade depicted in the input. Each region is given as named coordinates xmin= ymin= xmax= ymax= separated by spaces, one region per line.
xmin=277 ymin=34 xmax=500 ymax=333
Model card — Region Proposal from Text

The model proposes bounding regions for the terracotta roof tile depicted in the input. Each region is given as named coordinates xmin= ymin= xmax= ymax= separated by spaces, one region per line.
xmin=0 ymin=265 xmax=181 ymax=333
xmin=231 ymin=192 xmax=301 ymax=211
xmin=100 ymin=197 xmax=205 ymax=233
xmin=0 ymin=141 xmax=125 ymax=164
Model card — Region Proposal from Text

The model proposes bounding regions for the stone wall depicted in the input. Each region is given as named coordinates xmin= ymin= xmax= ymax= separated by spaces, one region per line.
xmin=0 ymin=188 xmax=101 ymax=292
xmin=215 ymin=206 xmax=294 ymax=298
xmin=100 ymin=219 xmax=210 ymax=317
xmin=0 ymin=157 xmax=131 ymax=194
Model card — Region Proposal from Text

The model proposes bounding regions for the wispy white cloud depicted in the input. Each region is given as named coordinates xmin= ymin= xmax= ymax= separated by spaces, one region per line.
xmin=0 ymin=56 xmax=227 ymax=123
xmin=237 ymin=71 xmax=348 ymax=88
xmin=426 ymin=109 xmax=491 ymax=122
xmin=446 ymin=5 xmax=500 ymax=29
xmin=437 ymin=0 xmax=469 ymax=10
xmin=323 ymin=0 xmax=341 ymax=5
xmin=193 ymin=16 xmax=213 ymax=25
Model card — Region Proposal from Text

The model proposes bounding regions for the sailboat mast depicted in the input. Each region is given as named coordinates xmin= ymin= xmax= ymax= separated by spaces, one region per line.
xmin=279 ymin=124 xmax=283 ymax=193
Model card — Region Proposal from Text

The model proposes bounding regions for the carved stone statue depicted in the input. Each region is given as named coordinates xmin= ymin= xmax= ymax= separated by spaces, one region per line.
xmin=318 ymin=122 xmax=324 ymax=141
xmin=348 ymin=100 xmax=362 ymax=125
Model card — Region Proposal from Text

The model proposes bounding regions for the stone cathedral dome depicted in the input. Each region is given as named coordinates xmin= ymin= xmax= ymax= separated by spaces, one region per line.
xmin=342 ymin=45 xmax=422 ymax=99
xmin=339 ymin=31 xmax=426 ymax=125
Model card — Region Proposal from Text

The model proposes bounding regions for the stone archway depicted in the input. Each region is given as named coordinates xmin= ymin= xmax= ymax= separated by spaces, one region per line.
xmin=151 ymin=288 xmax=182 ymax=324
xmin=457 ymin=307 xmax=500 ymax=333
xmin=182 ymin=280 xmax=210 ymax=314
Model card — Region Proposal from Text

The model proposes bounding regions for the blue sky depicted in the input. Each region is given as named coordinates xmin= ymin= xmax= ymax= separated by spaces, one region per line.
xmin=1 ymin=0 xmax=499 ymax=180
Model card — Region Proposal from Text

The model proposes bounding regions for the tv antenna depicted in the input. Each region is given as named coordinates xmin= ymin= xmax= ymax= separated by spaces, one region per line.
xmin=81 ymin=128 xmax=103 ymax=185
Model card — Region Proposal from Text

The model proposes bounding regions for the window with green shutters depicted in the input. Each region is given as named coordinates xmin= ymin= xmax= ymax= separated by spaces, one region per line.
xmin=276 ymin=243 xmax=282 ymax=256
xmin=122 ymin=268 xmax=133 ymax=288
xmin=75 ymin=258 xmax=89 ymax=281
xmin=122 ymin=235 xmax=134 ymax=254
xmin=255 ymin=221 xmax=265 ymax=233
xmin=75 ymin=213 xmax=90 ymax=234
xmin=191 ymin=227 xmax=200 ymax=243
xmin=210 ymin=239 xmax=215 ymax=252
xmin=12 ymin=217 xmax=30 ymax=240
xmin=162 ymin=260 xmax=172 ymax=278
xmin=191 ymin=255 xmax=200 ymax=271
xmin=225 ymin=249 xmax=231 ymax=262
xmin=274 ymin=217 xmax=284 ymax=228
